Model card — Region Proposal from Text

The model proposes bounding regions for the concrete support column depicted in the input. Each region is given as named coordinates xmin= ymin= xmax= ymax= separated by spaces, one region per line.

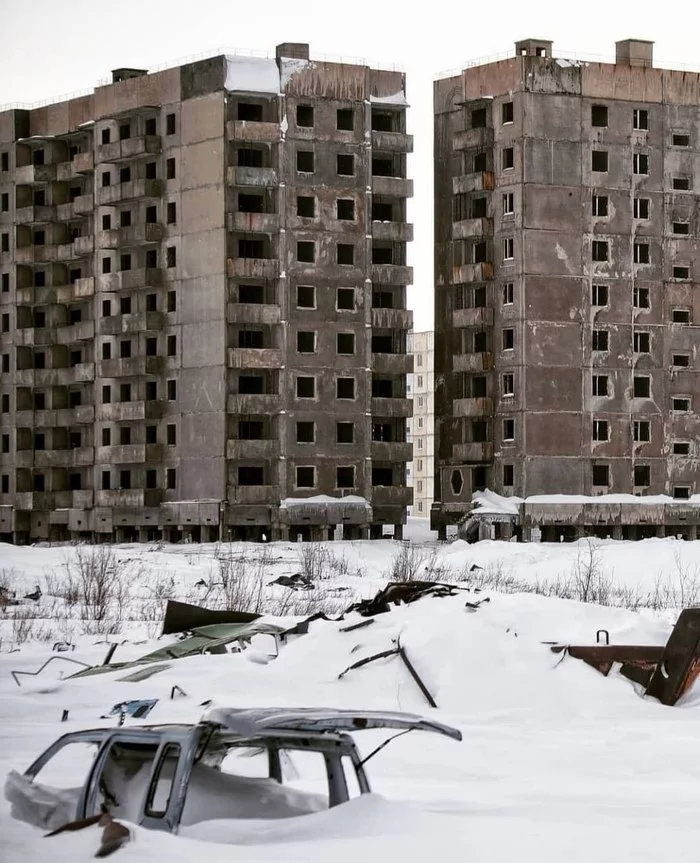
xmin=501 ymin=522 xmax=513 ymax=540
xmin=138 ymin=528 xmax=149 ymax=543
xmin=612 ymin=524 xmax=623 ymax=540
xmin=394 ymin=524 xmax=403 ymax=541
xmin=689 ymin=525 xmax=698 ymax=541
xmin=656 ymin=525 xmax=665 ymax=538
xmin=359 ymin=524 xmax=369 ymax=540
xmin=437 ymin=525 xmax=447 ymax=541
xmin=574 ymin=525 xmax=585 ymax=540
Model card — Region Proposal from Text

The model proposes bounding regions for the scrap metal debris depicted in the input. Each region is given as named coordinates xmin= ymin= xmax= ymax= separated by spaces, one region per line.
xmin=101 ymin=699 xmax=158 ymax=724
xmin=552 ymin=607 xmax=700 ymax=706
xmin=46 ymin=812 xmax=131 ymax=858
xmin=268 ymin=573 xmax=315 ymax=591
xmin=162 ymin=599 xmax=260 ymax=635
xmin=346 ymin=581 xmax=466 ymax=617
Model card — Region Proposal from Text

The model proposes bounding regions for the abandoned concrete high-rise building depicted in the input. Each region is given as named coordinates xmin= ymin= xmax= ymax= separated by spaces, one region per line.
xmin=433 ymin=39 xmax=700 ymax=535
xmin=0 ymin=44 xmax=413 ymax=543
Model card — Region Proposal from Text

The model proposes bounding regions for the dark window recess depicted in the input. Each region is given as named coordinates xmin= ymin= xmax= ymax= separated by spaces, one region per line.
xmin=167 ymin=291 xmax=176 ymax=312
xmin=337 ymin=244 xmax=354 ymax=265
xmin=119 ymin=383 xmax=132 ymax=402
xmin=167 ymin=247 xmax=177 ymax=268
xmin=673 ymin=222 xmax=690 ymax=235
xmin=503 ymin=464 xmax=514 ymax=486
xmin=673 ymin=177 xmax=690 ymax=190
xmin=593 ymin=465 xmax=609 ymax=486
xmin=673 ymin=266 xmax=690 ymax=279
xmin=296 ymin=422 xmax=315 ymax=443
xmin=239 ymin=194 xmax=264 ymax=213
xmin=166 ymin=469 xmax=176 ymax=490
xmin=633 ymin=376 xmax=650 ymax=398
xmin=166 ymin=158 xmax=175 ymax=179
xmin=592 ymin=330 xmax=609 ymax=351
xmin=101 ymin=471 xmax=111 ymax=490
xmin=237 ymin=147 xmax=263 ymax=167
xmin=119 ymin=123 xmax=131 ymax=140
xmin=337 ymin=333 xmax=355 ymax=354
xmin=473 ymin=151 xmax=487 ymax=172
xmin=103 ymin=342 xmax=113 ymax=359
xmin=591 ymin=104 xmax=608 ymax=127
xmin=120 ymin=296 xmax=132 ymax=314
xmin=119 ymin=209 xmax=132 ymax=228
xmin=145 ymin=205 xmax=157 ymax=223
xmin=0 ymin=152 xmax=8 ymax=171
xmin=238 ymin=239 xmax=264 ymax=258
xmin=673 ymin=133 xmax=690 ymax=147
xmin=1 ymin=193 xmax=8 ymax=212
xmin=297 ymin=331 xmax=315 ymax=353
xmin=336 ymin=422 xmax=354 ymax=444
xmin=673 ymin=354 xmax=690 ymax=368
xmin=1 ymin=475 xmax=8 ymax=493
xmin=296 ymin=376 xmax=315 ymax=398
xmin=120 ymin=253 xmax=132 ymax=271
xmin=146 ymin=249 xmax=158 ymax=268
xmin=297 ymin=196 xmax=315 ymax=217
xmin=33 ymin=474 xmax=45 ymax=492
xmin=119 ymin=166 xmax=131 ymax=183
xmin=297 ymin=285 xmax=315 ymax=308
xmin=337 ymin=154 xmax=354 ymax=176
xmin=167 ymin=335 xmax=177 ymax=356
xmin=238 ymin=329 xmax=263 ymax=348
xmin=634 ymin=243 xmax=650 ymax=264
xmin=337 ymin=377 xmax=355 ymax=399
xmin=296 ymin=105 xmax=314 ymax=127
xmin=296 ymin=466 xmax=315 ymax=488
xmin=102 ymin=214 xmax=111 ymax=230
xmin=297 ymin=242 xmax=315 ymax=263
xmin=145 ymin=117 xmax=157 ymax=136
xmin=238 ymin=375 xmax=263 ymax=394
xmin=672 ymin=309 xmax=691 ymax=323
xmin=145 ymin=161 xmax=157 ymax=179
xmin=1 ymin=274 xmax=8 ymax=292
xmin=1 ymin=234 xmax=8 ymax=253
xmin=297 ymin=151 xmax=314 ymax=172
xmin=119 ymin=426 xmax=131 ymax=445
xmin=337 ymin=288 xmax=354 ymax=310
xmin=238 ymin=466 xmax=264 ymax=486
xmin=146 ymin=469 xmax=157 ymax=489
xmin=239 ymin=421 xmax=263 ymax=440
xmin=337 ymin=199 xmax=355 ymax=220
xmin=471 ymin=107 xmax=486 ymax=128
xmin=238 ymin=102 xmax=263 ymax=121
xmin=238 ymin=283 xmax=264 ymax=303
xmin=502 ymin=101 xmax=514 ymax=123
xmin=166 ymin=113 xmax=176 ymax=135
xmin=592 ymin=241 xmax=609 ymax=262
xmin=472 ymin=197 xmax=487 ymax=218
xmin=674 ymin=442 xmax=690 ymax=455
xmin=146 ymin=381 xmax=158 ymax=400
xmin=167 ymin=379 xmax=177 ymax=400
xmin=167 ymin=202 xmax=177 ymax=224
xmin=502 ymin=147 xmax=514 ymax=169
xmin=337 ymin=466 xmax=355 ymax=488
xmin=634 ymin=465 xmax=650 ymax=487
xmin=372 ymin=467 xmax=394 ymax=486
xmin=337 ymin=109 xmax=353 ymax=130
xmin=119 ymin=470 xmax=132 ymax=490
xmin=592 ymin=150 xmax=608 ymax=172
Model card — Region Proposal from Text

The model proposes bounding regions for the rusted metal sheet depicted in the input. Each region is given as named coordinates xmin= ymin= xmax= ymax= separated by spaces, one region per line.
xmin=552 ymin=607 xmax=700 ymax=706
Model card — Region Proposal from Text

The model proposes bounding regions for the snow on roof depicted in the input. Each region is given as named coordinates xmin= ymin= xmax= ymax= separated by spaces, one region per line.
xmin=472 ymin=489 xmax=700 ymax=513
xmin=280 ymin=494 xmax=370 ymax=510
xmin=279 ymin=58 xmax=313 ymax=89
xmin=225 ymin=56 xmax=280 ymax=94
xmin=471 ymin=490 xmax=522 ymax=516
xmin=370 ymin=91 xmax=408 ymax=106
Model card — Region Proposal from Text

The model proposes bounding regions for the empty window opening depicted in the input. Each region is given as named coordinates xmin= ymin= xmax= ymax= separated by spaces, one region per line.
xmin=471 ymin=108 xmax=487 ymax=128
xmin=296 ymin=285 xmax=315 ymax=308
xmin=336 ymin=466 xmax=355 ymax=489
xmin=673 ymin=177 xmax=690 ymax=191
xmin=296 ymin=466 xmax=315 ymax=488
xmin=591 ymin=104 xmax=608 ymax=127
xmin=296 ymin=376 xmax=315 ymax=398
xmin=634 ymin=197 xmax=650 ymax=219
xmin=592 ymin=284 xmax=608 ymax=306
xmin=673 ymin=133 xmax=690 ymax=147
xmin=337 ymin=109 xmax=353 ymax=131
xmin=592 ymin=195 xmax=608 ymax=217
xmin=502 ymin=328 xmax=514 ymax=350
xmin=238 ymin=466 xmax=264 ymax=486
xmin=372 ymin=467 xmax=394 ymax=486
xmin=296 ymin=422 xmax=315 ymax=443
xmin=167 ymin=202 xmax=177 ymax=224
xmin=239 ymin=239 xmax=264 ymax=259
xmin=634 ymin=331 xmax=650 ymax=352
xmin=337 ymin=154 xmax=354 ymax=176
xmin=673 ymin=442 xmax=690 ymax=455
xmin=237 ymin=147 xmax=263 ymax=168
xmin=634 ymin=465 xmax=650 ymax=487
xmin=502 ymin=373 xmax=514 ymax=396
xmin=297 ymin=331 xmax=316 ymax=353
xmin=502 ymin=101 xmax=514 ymax=124
xmin=336 ymin=422 xmax=354 ymax=444
xmin=633 ymin=109 xmax=648 ymax=131
xmin=592 ymin=150 xmax=608 ymax=172
xmin=502 ymin=147 xmax=514 ymax=170
xmin=502 ymin=418 xmax=515 ymax=441
xmin=336 ymin=288 xmax=355 ymax=310
xmin=473 ymin=151 xmax=487 ymax=172
xmin=673 ymin=222 xmax=690 ymax=235
xmin=296 ymin=105 xmax=314 ymax=127
xmin=592 ymin=330 xmax=609 ymax=351
xmin=672 ymin=308 xmax=691 ymax=323
xmin=119 ymin=166 xmax=131 ymax=183
xmin=238 ymin=329 xmax=263 ymax=349
xmin=337 ymin=332 xmax=355 ymax=354
xmin=673 ymin=353 xmax=690 ymax=368
xmin=634 ymin=286 xmax=650 ymax=308
xmin=239 ymin=194 xmax=264 ymax=213
xmin=336 ymin=377 xmax=355 ymax=399
xmin=297 ymin=241 xmax=315 ymax=263
xmin=673 ymin=265 xmax=690 ymax=280
xmin=634 ymin=421 xmax=650 ymax=442
xmin=337 ymin=199 xmax=355 ymax=220
xmin=237 ymin=102 xmax=263 ymax=121
xmin=337 ymin=244 xmax=354 ymax=265
xmin=297 ymin=196 xmax=315 ymax=218
xmin=673 ymin=396 xmax=691 ymax=412
xmin=502 ymin=192 xmax=514 ymax=215
xmin=633 ymin=376 xmax=650 ymax=398
xmin=633 ymin=153 xmax=649 ymax=174
xmin=592 ymin=375 xmax=609 ymax=397
xmin=674 ymin=486 xmax=691 ymax=500
xmin=297 ymin=151 xmax=314 ymax=172
xmin=593 ymin=464 xmax=610 ymax=486
xmin=592 ymin=240 xmax=609 ymax=262
xmin=501 ymin=283 xmax=514 ymax=305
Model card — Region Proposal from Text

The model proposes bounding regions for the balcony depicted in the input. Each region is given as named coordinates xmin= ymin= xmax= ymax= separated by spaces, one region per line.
xmin=453 ymin=397 xmax=493 ymax=417
xmin=453 ymin=352 xmax=494 ymax=372
xmin=56 ymin=195 xmax=93 ymax=221
xmin=227 ymin=303 xmax=281 ymax=325
xmin=15 ymin=244 xmax=59 ymax=265
xmin=15 ymin=164 xmax=57 ymax=184
xmin=57 ymin=277 xmax=95 ymax=303
xmin=31 ymin=364 xmax=95 ymax=386
xmin=453 ymin=128 xmax=494 ymax=150
xmin=371 ymin=353 xmax=413 ymax=374
xmin=99 ymin=311 xmax=163 ymax=335
xmin=96 ymin=444 xmax=163 ymax=464
xmin=15 ymin=205 xmax=56 ymax=225
xmin=72 ymin=490 xmax=94 ymax=510
xmin=97 ymin=268 xmax=163 ymax=292
xmin=452 ymin=217 xmax=494 ymax=240
xmin=371 ymin=221 xmax=414 ymax=242
xmin=73 ymin=235 xmax=94 ymax=257
xmin=14 ymin=492 xmax=60 ymax=511
xmin=371 ymin=486 xmax=413 ymax=507
xmin=56 ymin=152 xmax=95 ymax=181
xmin=371 ymin=176 xmax=413 ymax=197
xmin=452 ymin=307 xmax=494 ymax=328
xmin=27 ymin=406 xmax=95 ymax=427
xmin=371 ymin=307 xmax=413 ymax=329
xmin=452 ymin=442 xmax=493 ymax=462
xmin=227 ymin=212 xmax=280 ymax=233
xmin=33 ymin=447 xmax=94 ymax=468
xmin=97 ymin=223 xmax=165 ymax=248
xmin=95 ymin=489 xmax=163 ymax=508
xmin=227 ymin=393 xmax=281 ymax=414
xmin=97 ymin=179 xmax=164 ymax=206
xmin=98 ymin=356 xmax=164 ymax=377
xmin=371 ymin=264 xmax=413 ymax=284
xmin=96 ymin=136 xmax=162 ymax=163
xmin=226 ymin=439 xmax=281 ymax=459
xmin=227 ymin=258 xmax=279 ymax=279
xmin=370 ymin=397 xmax=412 ymax=417
xmin=227 ymin=347 xmax=282 ymax=369
xmin=453 ymin=262 xmax=494 ymax=282
xmin=371 ymin=130 xmax=413 ymax=152
xmin=56 ymin=320 xmax=95 ymax=344
xmin=97 ymin=400 xmax=165 ymax=422
xmin=370 ymin=441 xmax=412 ymax=461
xmin=226 ymin=166 xmax=278 ymax=187
xmin=230 ymin=485 xmax=278 ymax=504
xmin=226 ymin=120 xmax=280 ymax=142
xmin=453 ymin=172 xmax=495 ymax=195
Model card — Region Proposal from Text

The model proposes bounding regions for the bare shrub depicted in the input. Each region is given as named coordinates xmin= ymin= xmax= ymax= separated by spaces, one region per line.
xmin=571 ymin=538 xmax=612 ymax=604
xmin=270 ymin=588 xmax=352 ymax=618
xmin=298 ymin=544 xmax=332 ymax=582
xmin=10 ymin=606 xmax=36 ymax=645
xmin=384 ymin=543 xmax=439 ymax=583
xmin=213 ymin=546 xmax=272 ymax=613
xmin=60 ymin=546 xmax=133 ymax=634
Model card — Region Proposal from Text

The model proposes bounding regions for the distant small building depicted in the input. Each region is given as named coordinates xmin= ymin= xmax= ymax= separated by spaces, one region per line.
xmin=409 ymin=331 xmax=434 ymax=518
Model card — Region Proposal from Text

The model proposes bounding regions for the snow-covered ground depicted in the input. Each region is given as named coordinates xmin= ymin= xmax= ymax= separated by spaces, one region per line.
xmin=3 ymin=520 xmax=700 ymax=861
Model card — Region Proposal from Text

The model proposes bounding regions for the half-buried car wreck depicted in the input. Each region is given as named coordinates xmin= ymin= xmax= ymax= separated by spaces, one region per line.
xmin=5 ymin=707 xmax=462 ymax=839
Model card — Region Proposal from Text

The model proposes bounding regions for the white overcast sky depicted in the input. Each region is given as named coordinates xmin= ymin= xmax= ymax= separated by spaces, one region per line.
xmin=1 ymin=0 xmax=692 ymax=329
